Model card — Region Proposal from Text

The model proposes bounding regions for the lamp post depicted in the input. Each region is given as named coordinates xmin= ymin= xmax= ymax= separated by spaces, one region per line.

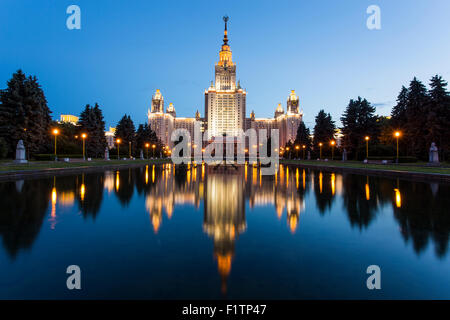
xmin=394 ymin=131 xmax=401 ymax=163
xmin=52 ymin=129 xmax=59 ymax=161
xmin=364 ymin=136 xmax=370 ymax=160
xmin=145 ymin=143 xmax=150 ymax=160
xmin=129 ymin=141 xmax=132 ymax=159
xmin=319 ymin=142 xmax=323 ymax=159
xmin=295 ymin=145 xmax=300 ymax=159
xmin=302 ymin=145 xmax=306 ymax=160
xmin=152 ymin=144 xmax=156 ymax=158
xmin=286 ymin=147 xmax=290 ymax=159
xmin=116 ymin=139 xmax=121 ymax=160
xmin=81 ymin=133 xmax=87 ymax=160
xmin=330 ymin=140 xmax=335 ymax=160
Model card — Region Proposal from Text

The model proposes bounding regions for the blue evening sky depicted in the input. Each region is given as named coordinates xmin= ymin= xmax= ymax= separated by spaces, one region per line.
xmin=1 ymin=0 xmax=450 ymax=129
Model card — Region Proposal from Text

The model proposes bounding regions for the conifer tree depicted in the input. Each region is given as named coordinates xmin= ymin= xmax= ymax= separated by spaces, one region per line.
xmin=114 ymin=114 xmax=136 ymax=156
xmin=78 ymin=103 xmax=107 ymax=158
xmin=313 ymin=109 xmax=336 ymax=151
xmin=0 ymin=70 xmax=51 ymax=157
xmin=405 ymin=77 xmax=429 ymax=158
xmin=391 ymin=86 xmax=408 ymax=130
xmin=426 ymin=75 xmax=450 ymax=160
xmin=294 ymin=121 xmax=312 ymax=150
xmin=340 ymin=97 xmax=378 ymax=159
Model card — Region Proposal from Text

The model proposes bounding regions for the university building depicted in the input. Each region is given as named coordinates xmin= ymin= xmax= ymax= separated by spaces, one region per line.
xmin=148 ymin=17 xmax=303 ymax=149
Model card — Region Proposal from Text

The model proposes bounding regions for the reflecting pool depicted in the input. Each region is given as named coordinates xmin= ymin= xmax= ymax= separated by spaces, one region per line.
xmin=0 ymin=164 xmax=449 ymax=299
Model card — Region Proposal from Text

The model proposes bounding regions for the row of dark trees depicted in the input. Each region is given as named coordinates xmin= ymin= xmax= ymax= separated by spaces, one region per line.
xmin=390 ymin=76 xmax=450 ymax=160
xmin=113 ymin=114 xmax=161 ymax=158
xmin=288 ymin=74 xmax=450 ymax=161
xmin=0 ymin=70 xmax=162 ymax=159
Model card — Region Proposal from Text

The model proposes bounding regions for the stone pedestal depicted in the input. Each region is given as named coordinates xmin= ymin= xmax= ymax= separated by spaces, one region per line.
xmin=14 ymin=140 xmax=28 ymax=164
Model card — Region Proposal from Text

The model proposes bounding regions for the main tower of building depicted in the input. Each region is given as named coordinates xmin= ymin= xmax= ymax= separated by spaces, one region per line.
xmin=204 ymin=16 xmax=246 ymax=139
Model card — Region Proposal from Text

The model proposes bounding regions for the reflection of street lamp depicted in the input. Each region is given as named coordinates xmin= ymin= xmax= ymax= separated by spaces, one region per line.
xmin=116 ymin=139 xmax=121 ymax=160
xmin=330 ymin=140 xmax=335 ymax=160
xmin=319 ymin=142 xmax=323 ymax=159
xmin=81 ymin=133 xmax=87 ymax=160
xmin=295 ymin=145 xmax=300 ymax=159
xmin=145 ymin=143 xmax=150 ymax=160
xmin=365 ymin=136 xmax=370 ymax=159
xmin=52 ymin=129 xmax=59 ymax=161
xmin=394 ymin=131 xmax=401 ymax=163
xmin=302 ymin=145 xmax=306 ymax=160
xmin=152 ymin=144 xmax=156 ymax=158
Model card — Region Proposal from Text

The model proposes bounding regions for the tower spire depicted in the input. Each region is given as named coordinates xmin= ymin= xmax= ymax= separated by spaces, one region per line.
xmin=223 ymin=15 xmax=229 ymax=45
xmin=218 ymin=16 xmax=233 ymax=66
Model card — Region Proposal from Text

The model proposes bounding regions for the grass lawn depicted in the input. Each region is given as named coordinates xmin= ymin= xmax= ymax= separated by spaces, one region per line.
xmin=0 ymin=158 xmax=170 ymax=173
xmin=1 ymin=158 xmax=449 ymax=176
xmin=280 ymin=159 xmax=450 ymax=175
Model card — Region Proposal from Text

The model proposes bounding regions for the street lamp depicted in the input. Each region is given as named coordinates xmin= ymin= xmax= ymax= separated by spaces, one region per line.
xmin=302 ymin=145 xmax=306 ymax=160
xmin=330 ymin=140 xmax=335 ymax=160
xmin=81 ymin=133 xmax=87 ymax=160
xmin=152 ymin=144 xmax=156 ymax=158
xmin=394 ymin=131 xmax=401 ymax=163
xmin=129 ymin=141 xmax=132 ymax=159
xmin=116 ymin=138 xmax=121 ymax=160
xmin=286 ymin=147 xmax=290 ymax=159
xmin=364 ymin=136 xmax=370 ymax=160
xmin=52 ymin=129 xmax=59 ymax=161
xmin=145 ymin=143 xmax=150 ymax=160
xmin=319 ymin=142 xmax=323 ymax=159
xmin=295 ymin=145 xmax=300 ymax=159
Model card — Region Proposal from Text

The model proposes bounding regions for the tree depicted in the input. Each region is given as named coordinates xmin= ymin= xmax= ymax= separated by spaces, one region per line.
xmin=313 ymin=110 xmax=336 ymax=153
xmin=115 ymin=114 xmax=136 ymax=156
xmin=0 ymin=70 xmax=52 ymax=157
xmin=340 ymin=97 xmax=378 ymax=159
xmin=391 ymin=86 xmax=408 ymax=130
xmin=426 ymin=75 xmax=450 ymax=161
xmin=294 ymin=121 xmax=312 ymax=150
xmin=404 ymin=77 xmax=429 ymax=158
xmin=78 ymin=103 xmax=107 ymax=158
xmin=135 ymin=123 xmax=159 ymax=156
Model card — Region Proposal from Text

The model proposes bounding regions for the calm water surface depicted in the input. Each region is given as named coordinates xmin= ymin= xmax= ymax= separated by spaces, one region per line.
xmin=0 ymin=164 xmax=449 ymax=299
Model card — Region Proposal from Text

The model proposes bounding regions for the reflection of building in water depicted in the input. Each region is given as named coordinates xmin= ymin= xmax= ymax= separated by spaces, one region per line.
xmin=144 ymin=164 xmax=204 ymax=233
xmin=104 ymin=171 xmax=115 ymax=193
xmin=143 ymin=164 xmax=308 ymax=292
xmin=203 ymin=173 xmax=246 ymax=293
xmin=248 ymin=164 xmax=305 ymax=233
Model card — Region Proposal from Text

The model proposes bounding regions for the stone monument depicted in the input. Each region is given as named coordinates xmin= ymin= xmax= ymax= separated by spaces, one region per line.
xmin=140 ymin=149 xmax=144 ymax=160
xmin=429 ymin=142 xmax=439 ymax=163
xmin=104 ymin=147 xmax=110 ymax=160
xmin=14 ymin=140 xmax=28 ymax=164
xmin=342 ymin=148 xmax=348 ymax=161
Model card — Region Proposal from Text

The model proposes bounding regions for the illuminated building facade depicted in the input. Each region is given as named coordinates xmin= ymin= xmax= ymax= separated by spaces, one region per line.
xmin=148 ymin=17 xmax=303 ymax=148
xmin=59 ymin=114 xmax=79 ymax=125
